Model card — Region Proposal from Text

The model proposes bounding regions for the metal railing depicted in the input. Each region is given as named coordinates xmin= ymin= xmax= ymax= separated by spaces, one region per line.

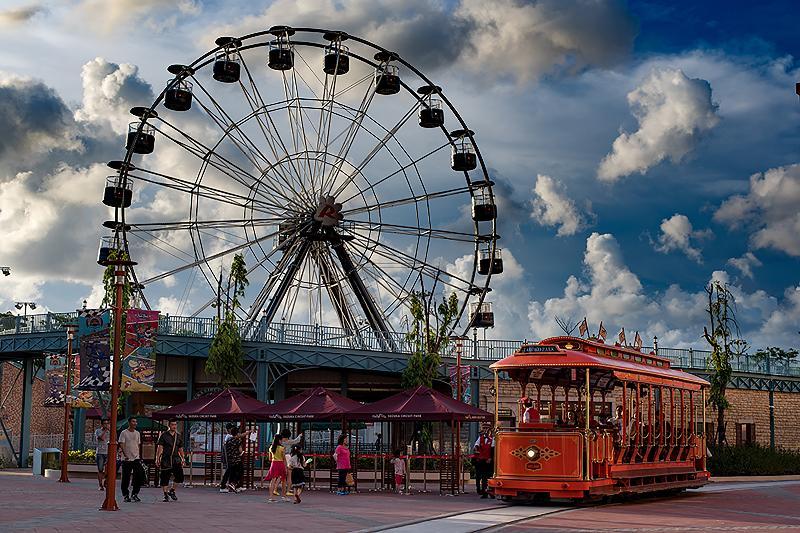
xmin=1 ymin=312 xmax=798 ymax=377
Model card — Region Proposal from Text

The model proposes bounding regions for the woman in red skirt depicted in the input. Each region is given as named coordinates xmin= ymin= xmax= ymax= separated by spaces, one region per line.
xmin=266 ymin=434 xmax=288 ymax=502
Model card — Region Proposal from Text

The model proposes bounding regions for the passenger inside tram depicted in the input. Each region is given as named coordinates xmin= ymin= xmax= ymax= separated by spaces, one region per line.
xmin=521 ymin=398 xmax=540 ymax=424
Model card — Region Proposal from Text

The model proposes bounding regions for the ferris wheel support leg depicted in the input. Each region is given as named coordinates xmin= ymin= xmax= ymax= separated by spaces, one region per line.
xmin=261 ymin=240 xmax=313 ymax=326
xmin=327 ymin=232 xmax=397 ymax=352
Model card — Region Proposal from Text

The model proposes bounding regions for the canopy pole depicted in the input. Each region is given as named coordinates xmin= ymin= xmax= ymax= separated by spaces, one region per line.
xmin=493 ymin=371 xmax=499 ymax=430
xmin=584 ymin=368 xmax=590 ymax=481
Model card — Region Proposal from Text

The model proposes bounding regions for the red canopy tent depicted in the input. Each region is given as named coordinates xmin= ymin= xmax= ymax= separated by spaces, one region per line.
xmin=152 ymin=388 xmax=269 ymax=420
xmin=254 ymin=387 xmax=362 ymax=421
xmin=345 ymin=385 xmax=492 ymax=422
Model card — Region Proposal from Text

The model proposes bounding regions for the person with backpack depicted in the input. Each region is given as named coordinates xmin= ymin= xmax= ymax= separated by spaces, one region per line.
xmin=155 ymin=419 xmax=186 ymax=502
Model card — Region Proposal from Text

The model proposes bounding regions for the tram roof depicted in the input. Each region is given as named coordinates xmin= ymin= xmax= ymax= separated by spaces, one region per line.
xmin=489 ymin=336 xmax=708 ymax=389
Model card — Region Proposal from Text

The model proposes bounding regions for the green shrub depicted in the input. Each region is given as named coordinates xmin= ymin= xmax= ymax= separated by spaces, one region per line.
xmin=68 ymin=450 xmax=96 ymax=464
xmin=709 ymin=444 xmax=800 ymax=476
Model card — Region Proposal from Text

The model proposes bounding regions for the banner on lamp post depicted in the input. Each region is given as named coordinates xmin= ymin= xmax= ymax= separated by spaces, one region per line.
xmin=44 ymin=352 xmax=67 ymax=407
xmin=448 ymin=365 xmax=471 ymax=404
xmin=121 ymin=309 xmax=159 ymax=392
xmin=75 ymin=309 xmax=111 ymax=391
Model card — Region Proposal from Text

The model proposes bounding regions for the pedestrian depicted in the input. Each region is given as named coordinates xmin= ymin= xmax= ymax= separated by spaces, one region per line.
xmin=473 ymin=427 xmax=493 ymax=498
xmin=118 ymin=416 xmax=144 ymax=503
xmin=266 ymin=434 xmax=289 ymax=503
xmin=155 ymin=419 xmax=186 ymax=503
xmin=219 ymin=424 xmax=234 ymax=493
xmin=374 ymin=432 xmax=382 ymax=452
xmin=280 ymin=428 xmax=302 ymax=496
xmin=94 ymin=418 xmax=110 ymax=490
xmin=287 ymin=445 xmax=306 ymax=504
xmin=389 ymin=449 xmax=406 ymax=494
xmin=223 ymin=426 xmax=249 ymax=493
xmin=334 ymin=433 xmax=351 ymax=495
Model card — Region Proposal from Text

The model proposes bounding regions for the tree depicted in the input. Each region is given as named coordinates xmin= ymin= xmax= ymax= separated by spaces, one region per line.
xmin=703 ymin=280 xmax=748 ymax=447
xmin=753 ymin=346 xmax=799 ymax=373
xmin=554 ymin=315 xmax=579 ymax=336
xmin=402 ymin=291 xmax=460 ymax=389
xmin=206 ymin=254 xmax=249 ymax=387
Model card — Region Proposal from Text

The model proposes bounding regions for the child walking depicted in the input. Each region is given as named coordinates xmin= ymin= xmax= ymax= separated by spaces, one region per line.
xmin=287 ymin=445 xmax=306 ymax=504
xmin=390 ymin=449 xmax=406 ymax=494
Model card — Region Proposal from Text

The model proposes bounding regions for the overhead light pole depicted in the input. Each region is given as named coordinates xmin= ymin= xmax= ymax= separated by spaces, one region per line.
xmin=14 ymin=301 xmax=37 ymax=317
xmin=59 ymin=323 xmax=77 ymax=483
xmin=100 ymin=256 xmax=135 ymax=512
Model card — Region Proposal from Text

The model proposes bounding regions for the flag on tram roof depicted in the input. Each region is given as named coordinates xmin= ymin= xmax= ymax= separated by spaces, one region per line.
xmin=598 ymin=321 xmax=607 ymax=342
xmin=634 ymin=331 xmax=643 ymax=351
xmin=618 ymin=327 xmax=626 ymax=346
xmin=578 ymin=317 xmax=588 ymax=337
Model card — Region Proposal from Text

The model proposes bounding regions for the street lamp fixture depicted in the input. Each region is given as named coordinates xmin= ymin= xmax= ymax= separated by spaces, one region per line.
xmin=0 ymin=267 xmax=10 ymax=276
xmin=14 ymin=301 xmax=36 ymax=316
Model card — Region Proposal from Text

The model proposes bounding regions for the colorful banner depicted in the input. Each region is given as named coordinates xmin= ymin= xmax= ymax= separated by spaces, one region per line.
xmin=121 ymin=309 xmax=159 ymax=392
xmin=448 ymin=365 xmax=471 ymax=404
xmin=75 ymin=309 xmax=111 ymax=391
xmin=43 ymin=352 xmax=67 ymax=407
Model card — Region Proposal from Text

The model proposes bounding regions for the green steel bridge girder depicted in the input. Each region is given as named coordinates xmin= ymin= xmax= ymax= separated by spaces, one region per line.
xmin=0 ymin=331 xmax=496 ymax=378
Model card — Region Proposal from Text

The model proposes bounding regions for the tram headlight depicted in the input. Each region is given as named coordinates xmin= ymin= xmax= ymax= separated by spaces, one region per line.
xmin=526 ymin=449 xmax=536 ymax=459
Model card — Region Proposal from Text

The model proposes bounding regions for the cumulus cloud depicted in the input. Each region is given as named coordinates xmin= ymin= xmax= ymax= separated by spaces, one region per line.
xmin=653 ymin=213 xmax=712 ymax=263
xmin=214 ymin=0 xmax=635 ymax=81
xmin=714 ymin=164 xmax=800 ymax=257
xmin=0 ymin=73 xmax=82 ymax=174
xmin=456 ymin=0 xmax=635 ymax=83
xmin=727 ymin=252 xmax=762 ymax=279
xmin=0 ymin=4 xmax=46 ymax=26
xmin=530 ymin=174 xmax=590 ymax=236
xmin=73 ymin=0 xmax=200 ymax=33
xmin=527 ymin=232 xmax=798 ymax=349
xmin=598 ymin=68 xmax=719 ymax=181
xmin=74 ymin=57 xmax=153 ymax=134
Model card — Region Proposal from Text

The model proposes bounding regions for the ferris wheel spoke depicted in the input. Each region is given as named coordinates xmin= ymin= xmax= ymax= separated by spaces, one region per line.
xmin=152 ymin=118 xmax=297 ymax=208
xmin=341 ymin=183 xmax=470 ymax=217
xmin=186 ymin=85 xmax=271 ymax=175
xmin=321 ymin=80 xmax=376 ymax=193
xmin=236 ymin=53 xmax=311 ymax=203
xmin=343 ymin=229 xmax=474 ymax=293
xmin=127 ymin=229 xmax=194 ymax=261
xmin=138 ymin=224 xmax=284 ymax=286
xmin=338 ymin=142 xmax=451 ymax=206
xmin=346 ymin=220 xmax=477 ymax=243
xmin=128 ymin=216 xmax=285 ymax=233
xmin=129 ymin=167 xmax=304 ymax=218
xmin=281 ymin=68 xmax=315 ymax=192
xmin=327 ymin=100 xmax=420 ymax=198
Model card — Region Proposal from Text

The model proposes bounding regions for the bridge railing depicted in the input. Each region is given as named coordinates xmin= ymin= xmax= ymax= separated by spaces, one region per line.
xmin=2 ymin=312 xmax=799 ymax=377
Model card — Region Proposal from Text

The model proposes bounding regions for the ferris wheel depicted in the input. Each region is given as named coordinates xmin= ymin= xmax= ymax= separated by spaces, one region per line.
xmin=100 ymin=26 xmax=501 ymax=347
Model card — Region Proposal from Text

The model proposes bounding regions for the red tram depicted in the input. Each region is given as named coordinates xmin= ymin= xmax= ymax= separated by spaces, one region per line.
xmin=488 ymin=336 xmax=710 ymax=501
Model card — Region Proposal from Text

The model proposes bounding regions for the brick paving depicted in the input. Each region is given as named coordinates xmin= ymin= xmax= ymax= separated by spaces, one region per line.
xmin=501 ymin=482 xmax=800 ymax=532
xmin=0 ymin=470 xmax=496 ymax=532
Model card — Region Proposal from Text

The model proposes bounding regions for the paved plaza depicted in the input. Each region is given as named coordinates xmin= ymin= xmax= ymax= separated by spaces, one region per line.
xmin=1 ymin=471 xmax=799 ymax=532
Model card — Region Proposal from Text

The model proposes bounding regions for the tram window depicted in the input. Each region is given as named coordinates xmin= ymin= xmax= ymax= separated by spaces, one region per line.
xmin=735 ymin=423 xmax=756 ymax=446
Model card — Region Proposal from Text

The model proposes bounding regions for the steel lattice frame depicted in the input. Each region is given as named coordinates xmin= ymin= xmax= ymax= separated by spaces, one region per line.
xmin=106 ymin=26 xmax=499 ymax=349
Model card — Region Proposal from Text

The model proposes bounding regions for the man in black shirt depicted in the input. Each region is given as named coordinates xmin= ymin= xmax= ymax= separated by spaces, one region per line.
xmin=155 ymin=420 xmax=186 ymax=502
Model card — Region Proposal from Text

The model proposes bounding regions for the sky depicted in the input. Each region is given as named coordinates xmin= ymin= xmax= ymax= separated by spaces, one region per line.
xmin=0 ymin=0 xmax=798 ymax=351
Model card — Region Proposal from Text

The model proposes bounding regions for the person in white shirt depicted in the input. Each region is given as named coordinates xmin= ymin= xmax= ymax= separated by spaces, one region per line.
xmin=389 ymin=449 xmax=406 ymax=494
xmin=118 ymin=417 xmax=144 ymax=503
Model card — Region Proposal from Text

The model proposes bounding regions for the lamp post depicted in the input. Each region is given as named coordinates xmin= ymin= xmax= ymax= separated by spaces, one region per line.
xmin=100 ymin=257 xmax=134 ymax=511
xmin=14 ymin=301 xmax=37 ymax=317
xmin=59 ymin=323 xmax=77 ymax=483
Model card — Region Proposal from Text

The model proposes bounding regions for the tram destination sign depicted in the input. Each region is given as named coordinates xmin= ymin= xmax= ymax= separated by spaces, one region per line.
xmin=520 ymin=344 xmax=559 ymax=354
